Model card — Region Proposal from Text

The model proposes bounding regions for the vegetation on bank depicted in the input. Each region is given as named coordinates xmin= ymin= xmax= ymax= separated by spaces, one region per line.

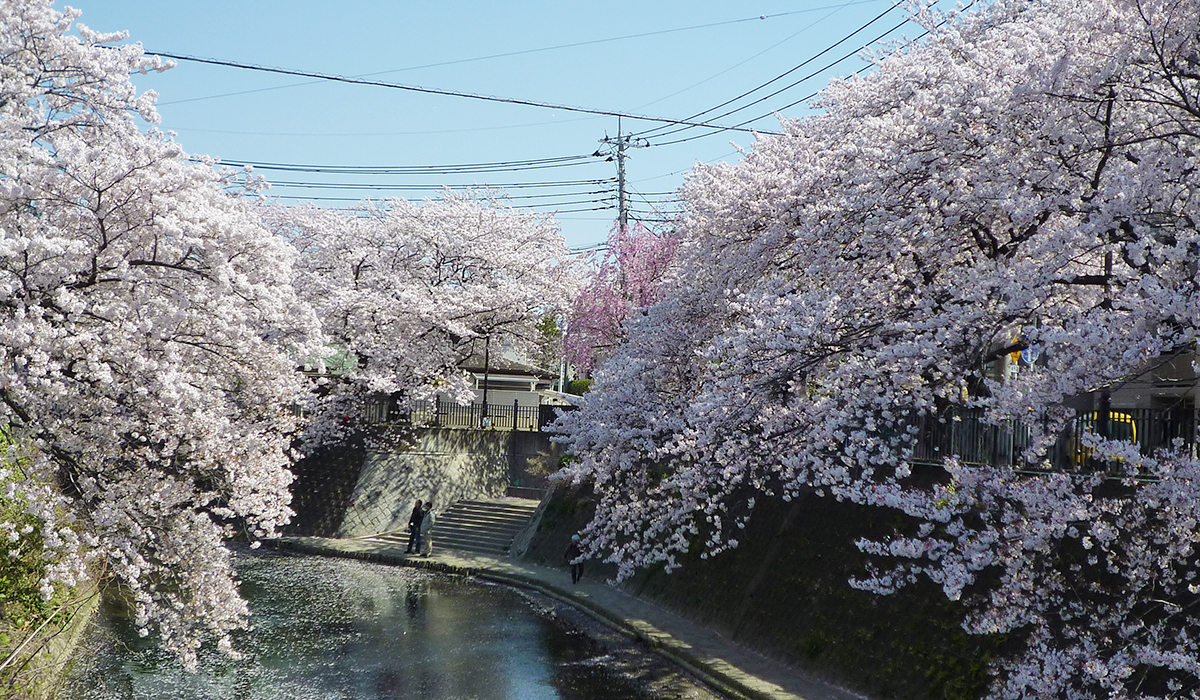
xmin=0 ymin=432 xmax=94 ymax=699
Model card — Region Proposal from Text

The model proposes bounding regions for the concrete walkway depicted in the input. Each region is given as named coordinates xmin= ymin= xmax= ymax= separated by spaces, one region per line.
xmin=273 ymin=536 xmax=868 ymax=700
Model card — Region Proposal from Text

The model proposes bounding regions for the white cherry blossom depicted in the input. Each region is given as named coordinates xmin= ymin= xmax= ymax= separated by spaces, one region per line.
xmin=558 ymin=0 xmax=1200 ymax=694
xmin=0 ymin=0 xmax=320 ymax=669
xmin=260 ymin=195 xmax=576 ymax=448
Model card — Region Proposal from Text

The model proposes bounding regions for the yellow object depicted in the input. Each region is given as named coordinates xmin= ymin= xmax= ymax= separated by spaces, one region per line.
xmin=1065 ymin=411 xmax=1137 ymax=466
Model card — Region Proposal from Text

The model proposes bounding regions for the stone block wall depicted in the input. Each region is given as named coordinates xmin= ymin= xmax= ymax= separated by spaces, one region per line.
xmin=288 ymin=426 xmax=562 ymax=538
xmin=286 ymin=442 xmax=366 ymax=537
xmin=336 ymin=428 xmax=512 ymax=537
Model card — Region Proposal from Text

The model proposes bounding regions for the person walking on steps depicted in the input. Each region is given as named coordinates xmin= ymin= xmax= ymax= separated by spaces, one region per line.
xmin=419 ymin=502 xmax=436 ymax=557
xmin=405 ymin=499 xmax=424 ymax=554
xmin=564 ymin=534 xmax=584 ymax=584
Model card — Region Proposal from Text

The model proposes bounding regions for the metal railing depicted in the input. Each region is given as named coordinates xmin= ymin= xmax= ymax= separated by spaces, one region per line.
xmin=909 ymin=406 xmax=1195 ymax=470
xmin=366 ymin=394 xmax=1195 ymax=468
xmin=365 ymin=396 xmax=572 ymax=432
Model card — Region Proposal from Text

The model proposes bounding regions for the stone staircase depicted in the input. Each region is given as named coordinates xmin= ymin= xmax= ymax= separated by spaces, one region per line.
xmin=361 ymin=497 xmax=541 ymax=556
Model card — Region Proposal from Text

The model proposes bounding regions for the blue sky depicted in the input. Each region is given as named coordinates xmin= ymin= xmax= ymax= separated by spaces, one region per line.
xmin=76 ymin=0 xmax=957 ymax=251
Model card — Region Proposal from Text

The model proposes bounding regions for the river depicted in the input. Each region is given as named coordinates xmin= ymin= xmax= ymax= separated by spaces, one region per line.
xmin=59 ymin=547 xmax=724 ymax=700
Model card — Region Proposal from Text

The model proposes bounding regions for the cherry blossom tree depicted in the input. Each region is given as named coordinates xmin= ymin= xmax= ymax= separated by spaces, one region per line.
xmin=558 ymin=0 xmax=1200 ymax=695
xmin=0 ymin=0 xmax=320 ymax=669
xmin=563 ymin=221 xmax=678 ymax=372
xmin=261 ymin=194 xmax=575 ymax=447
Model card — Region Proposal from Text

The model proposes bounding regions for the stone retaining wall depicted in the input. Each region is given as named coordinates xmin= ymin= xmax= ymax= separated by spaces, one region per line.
xmin=337 ymin=428 xmax=511 ymax=537
xmin=288 ymin=427 xmax=561 ymax=538
xmin=520 ymin=485 xmax=1003 ymax=700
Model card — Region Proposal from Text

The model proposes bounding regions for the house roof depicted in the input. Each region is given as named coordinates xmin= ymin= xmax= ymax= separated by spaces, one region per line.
xmin=458 ymin=351 xmax=555 ymax=380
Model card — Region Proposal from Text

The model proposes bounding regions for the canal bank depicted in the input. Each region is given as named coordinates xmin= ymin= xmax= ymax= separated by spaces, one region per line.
xmin=271 ymin=536 xmax=867 ymax=700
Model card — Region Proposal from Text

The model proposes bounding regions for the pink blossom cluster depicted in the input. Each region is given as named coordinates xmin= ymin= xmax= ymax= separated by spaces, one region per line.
xmin=564 ymin=222 xmax=678 ymax=372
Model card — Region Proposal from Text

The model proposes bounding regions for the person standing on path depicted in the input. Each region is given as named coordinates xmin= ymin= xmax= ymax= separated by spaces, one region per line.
xmin=564 ymin=534 xmax=584 ymax=584
xmin=404 ymin=499 xmax=424 ymax=554
xmin=419 ymin=502 xmax=436 ymax=557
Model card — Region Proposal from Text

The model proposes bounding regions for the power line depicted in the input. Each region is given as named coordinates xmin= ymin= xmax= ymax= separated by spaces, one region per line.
xmin=629 ymin=182 xmax=681 ymax=203
xmin=270 ymin=194 xmax=616 ymax=212
xmin=633 ymin=149 xmax=743 ymax=185
xmin=629 ymin=186 xmax=682 ymax=201
xmin=150 ymin=3 xmax=881 ymax=108
xmin=307 ymin=204 xmax=618 ymax=219
xmin=526 ymin=204 xmax=616 ymax=214
xmin=268 ymin=187 xmax=616 ymax=204
xmin=648 ymin=1 xmax=979 ymax=147
xmin=628 ymin=190 xmax=680 ymax=197
xmin=217 ymin=154 xmax=601 ymax=175
xmin=629 ymin=1 xmax=876 ymax=115
xmin=567 ymin=240 xmax=613 ymax=257
xmin=163 ymin=120 xmax=590 ymax=137
xmin=243 ymin=161 xmax=621 ymax=207
xmin=226 ymin=160 xmax=597 ymax=175
xmin=265 ymin=184 xmax=616 ymax=200
xmin=637 ymin=11 xmax=908 ymax=143
xmin=633 ymin=0 xmax=905 ymax=141
xmin=145 ymin=50 xmax=781 ymax=135
xmin=368 ymin=3 xmax=887 ymax=77
xmin=263 ymin=177 xmax=615 ymax=190
xmin=645 ymin=58 xmax=876 ymax=147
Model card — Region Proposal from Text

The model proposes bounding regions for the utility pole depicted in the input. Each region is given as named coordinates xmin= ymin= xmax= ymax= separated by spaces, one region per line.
xmin=597 ymin=120 xmax=648 ymax=232
xmin=480 ymin=335 xmax=490 ymax=429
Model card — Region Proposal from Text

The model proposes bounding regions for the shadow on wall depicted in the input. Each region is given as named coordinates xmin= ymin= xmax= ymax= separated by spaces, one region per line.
xmin=510 ymin=431 xmax=564 ymax=490
xmin=286 ymin=440 xmax=367 ymax=537
xmin=337 ymin=427 xmax=513 ymax=537
xmin=521 ymin=483 xmax=1006 ymax=700
xmin=287 ymin=425 xmax=563 ymax=538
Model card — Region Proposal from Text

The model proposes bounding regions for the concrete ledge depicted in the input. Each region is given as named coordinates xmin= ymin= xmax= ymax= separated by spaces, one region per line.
xmin=268 ymin=536 xmax=803 ymax=700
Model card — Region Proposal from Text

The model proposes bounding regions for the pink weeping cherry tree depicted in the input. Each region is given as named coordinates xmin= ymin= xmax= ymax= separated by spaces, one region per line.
xmin=563 ymin=221 xmax=678 ymax=374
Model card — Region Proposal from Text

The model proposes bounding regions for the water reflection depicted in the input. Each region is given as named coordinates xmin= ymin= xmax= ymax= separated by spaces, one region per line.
xmin=60 ymin=548 xmax=684 ymax=700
